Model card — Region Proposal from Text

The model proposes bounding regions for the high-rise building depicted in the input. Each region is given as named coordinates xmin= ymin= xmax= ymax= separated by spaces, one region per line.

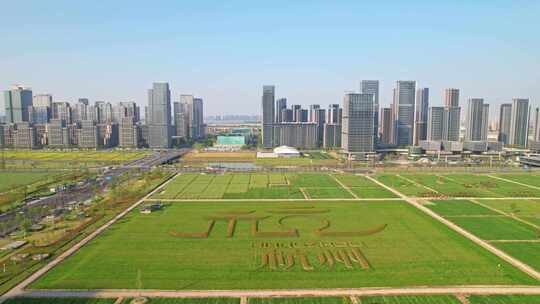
xmin=78 ymin=120 xmax=98 ymax=149
xmin=341 ymin=93 xmax=375 ymax=153
xmin=273 ymin=123 xmax=318 ymax=149
xmin=33 ymin=94 xmax=53 ymax=108
xmin=323 ymin=123 xmax=341 ymax=148
xmin=498 ymin=103 xmax=512 ymax=145
xmin=413 ymin=88 xmax=429 ymax=145
xmin=427 ymin=107 xmax=446 ymax=141
xmin=313 ymin=108 xmax=326 ymax=145
xmin=327 ymin=104 xmax=342 ymax=124
xmin=392 ymin=81 xmax=416 ymax=146
xmin=46 ymin=119 xmax=69 ymax=147
xmin=190 ymin=98 xmax=205 ymax=139
xmin=147 ymin=82 xmax=172 ymax=148
xmin=509 ymin=98 xmax=530 ymax=147
xmin=309 ymin=104 xmax=320 ymax=122
xmin=380 ymin=107 xmax=393 ymax=145
xmin=465 ymin=98 xmax=489 ymax=141
xmin=52 ymin=102 xmax=72 ymax=124
xmin=119 ymin=117 xmax=139 ymax=148
xmin=291 ymin=105 xmax=302 ymax=122
xmin=281 ymin=108 xmax=293 ymax=122
xmin=261 ymin=85 xmax=275 ymax=148
xmin=444 ymin=88 xmax=460 ymax=107
xmin=360 ymin=80 xmax=379 ymax=144
xmin=29 ymin=106 xmax=50 ymax=124
xmin=14 ymin=123 xmax=37 ymax=149
xmin=4 ymin=85 xmax=33 ymax=123
xmin=275 ymin=98 xmax=287 ymax=123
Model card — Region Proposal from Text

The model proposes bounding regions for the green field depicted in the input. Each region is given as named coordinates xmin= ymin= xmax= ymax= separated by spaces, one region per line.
xmin=493 ymin=173 xmax=540 ymax=188
xmin=494 ymin=242 xmax=540 ymax=272
xmin=2 ymin=150 xmax=150 ymax=162
xmin=152 ymin=173 xmax=395 ymax=200
xmin=33 ymin=200 xmax=537 ymax=290
xmin=0 ymin=171 xmax=58 ymax=192
xmin=479 ymin=199 xmax=540 ymax=226
xmin=376 ymin=173 xmax=540 ymax=198
xmin=127 ymin=299 xmax=239 ymax=304
xmin=468 ymin=295 xmax=540 ymax=303
xmin=249 ymin=297 xmax=349 ymax=304
xmin=361 ymin=295 xmax=461 ymax=303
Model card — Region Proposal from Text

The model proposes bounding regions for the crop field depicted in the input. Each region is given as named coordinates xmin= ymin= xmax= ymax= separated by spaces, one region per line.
xmin=32 ymin=200 xmax=537 ymax=290
xmin=468 ymin=295 xmax=540 ymax=303
xmin=376 ymin=173 xmax=540 ymax=197
xmin=360 ymin=295 xmax=461 ymax=303
xmin=125 ymin=299 xmax=239 ymax=304
xmin=0 ymin=171 xmax=58 ymax=192
xmin=425 ymin=199 xmax=540 ymax=272
xmin=152 ymin=173 xmax=395 ymax=200
xmin=493 ymin=173 xmax=540 ymax=188
xmin=1 ymin=150 xmax=150 ymax=162
xmin=182 ymin=151 xmax=257 ymax=162
xmin=3 ymin=298 xmax=115 ymax=304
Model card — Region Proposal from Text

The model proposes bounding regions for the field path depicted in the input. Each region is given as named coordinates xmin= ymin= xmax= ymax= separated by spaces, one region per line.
xmin=489 ymin=240 xmax=540 ymax=243
xmin=486 ymin=174 xmax=540 ymax=191
xmin=364 ymin=175 xmax=540 ymax=281
xmin=330 ymin=174 xmax=359 ymax=199
xmin=0 ymin=173 xmax=179 ymax=303
xmin=11 ymin=286 xmax=540 ymax=299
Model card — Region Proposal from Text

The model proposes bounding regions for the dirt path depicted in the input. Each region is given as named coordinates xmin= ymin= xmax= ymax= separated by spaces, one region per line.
xmin=364 ymin=175 xmax=540 ymax=282
xmin=489 ymin=240 xmax=540 ymax=243
xmin=329 ymin=174 xmax=359 ymax=199
xmin=13 ymin=286 xmax=540 ymax=299
xmin=299 ymin=187 xmax=310 ymax=200
xmin=486 ymin=174 xmax=540 ymax=191
xmin=0 ymin=173 xmax=179 ymax=303
xmin=456 ymin=294 xmax=470 ymax=304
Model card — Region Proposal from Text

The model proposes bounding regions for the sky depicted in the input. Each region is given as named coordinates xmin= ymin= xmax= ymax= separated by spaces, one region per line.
xmin=1 ymin=0 xmax=539 ymax=118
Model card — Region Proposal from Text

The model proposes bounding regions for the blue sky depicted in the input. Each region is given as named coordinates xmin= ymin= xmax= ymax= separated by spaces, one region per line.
xmin=1 ymin=0 xmax=538 ymax=117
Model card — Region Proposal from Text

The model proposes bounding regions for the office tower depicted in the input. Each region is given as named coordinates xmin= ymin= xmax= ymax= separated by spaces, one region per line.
xmin=4 ymin=85 xmax=33 ymax=123
xmin=313 ymin=108 xmax=326 ymax=146
xmin=275 ymin=98 xmax=287 ymax=123
xmin=341 ymin=93 xmax=375 ymax=153
xmin=29 ymin=106 xmax=50 ymax=124
xmin=535 ymin=108 xmax=540 ymax=142
xmin=73 ymin=99 xmax=89 ymax=123
xmin=51 ymin=102 xmax=72 ymax=124
xmin=413 ymin=88 xmax=429 ymax=145
xmin=174 ymin=112 xmax=189 ymax=139
xmin=444 ymin=88 xmax=461 ymax=142
xmin=309 ymin=104 xmax=320 ymax=122
xmin=299 ymin=109 xmax=309 ymax=122
xmin=281 ymin=108 xmax=294 ymax=122
xmin=360 ymin=80 xmax=380 ymax=144
xmin=147 ymin=82 xmax=172 ymax=148
xmin=392 ymin=81 xmax=416 ymax=146
xmin=465 ymin=98 xmax=489 ymax=141
xmin=33 ymin=94 xmax=53 ymax=108
xmin=444 ymin=88 xmax=460 ymax=107
xmin=498 ymin=103 xmax=512 ymax=144
xmin=261 ymin=85 xmax=275 ymax=148
xmin=272 ymin=123 xmax=318 ymax=149
xmin=509 ymin=98 xmax=530 ymax=147
xmin=327 ymin=104 xmax=342 ymax=124
xmin=427 ymin=107 xmax=446 ymax=141
xmin=380 ymin=107 xmax=393 ymax=145
xmin=119 ymin=117 xmax=139 ymax=148
xmin=190 ymin=98 xmax=205 ymax=139
xmin=118 ymin=102 xmax=140 ymax=122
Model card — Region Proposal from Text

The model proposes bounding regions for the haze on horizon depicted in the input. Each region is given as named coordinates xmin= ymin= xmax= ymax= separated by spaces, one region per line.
xmin=1 ymin=0 xmax=538 ymax=117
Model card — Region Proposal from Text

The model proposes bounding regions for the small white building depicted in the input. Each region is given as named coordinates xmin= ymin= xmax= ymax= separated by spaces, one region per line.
xmin=273 ymin=146 xmax=300 ymax=158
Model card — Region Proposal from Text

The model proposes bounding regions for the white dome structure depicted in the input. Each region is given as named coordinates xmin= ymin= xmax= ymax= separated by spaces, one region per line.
xmin=273 ymin=146 xmax=300 ymax=158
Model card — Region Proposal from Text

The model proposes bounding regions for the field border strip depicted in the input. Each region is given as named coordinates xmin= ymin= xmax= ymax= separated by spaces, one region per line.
xmin=468 ymin=199 xmax=540 ymax=230
xmin=396 ymin=174 xmax=440 ymax=195
xmin=0 ymin=173 xmax=179 ymax=302
xmin=14 ymin=286 xmax=540 ymax=299
xmin=363 ymin=175 xmax=540 ymax=282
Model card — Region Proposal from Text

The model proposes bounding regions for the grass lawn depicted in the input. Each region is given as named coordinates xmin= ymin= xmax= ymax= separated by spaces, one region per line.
xmin=468 ymin=295 xmax=540 ymax=303
xmin=477 ymin=199 xmax=540 ymax=226
xmin=153 ymin=173 xmax=394 ymax=200
xmin=0 ymin=171 xmax=57 ymax=192
xmin=249 ymin=298 xmax=350 ymax=304
xmin=2 ymin=150 xmax=150 ymax=162
xmin=425 ymin=200 xmax=499 ymax=217
xmin=375 ymin=174 xmax=435 ymax=197
xmin=361 ymin=295 xmax=461 ymax=303
xmin=494 ymin=173 xmax=540 ymax=188
xmin=32 ymin=200 xmax=537 ymax=290
xmin=443 ymin=217 xmax=538 ymax=240
xmin=494 ymin=242 xmax=540 ymax=272
xmin=3 ymin=298 xmax=115 ymax=304
xmin=128 ymin=299 xmax=239 ymax=304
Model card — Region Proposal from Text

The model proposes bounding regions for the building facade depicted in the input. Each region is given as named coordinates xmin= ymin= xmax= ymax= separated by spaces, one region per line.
xmin=261 ymin=85 xmax=275 ymax=148
xmin=147 ymin=82 xmax=172 ymax=148
xmin=392 ymin=81 xmax=416 ymax=146
xmin=341 ymin=93 xmax=375 ymax=153
xmin=509 ymin=98 xmax=530 ymax=147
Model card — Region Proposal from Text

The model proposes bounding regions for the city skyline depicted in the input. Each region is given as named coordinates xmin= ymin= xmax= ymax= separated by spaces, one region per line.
xmin=1 ymin=1 xmax=539 ymax=116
